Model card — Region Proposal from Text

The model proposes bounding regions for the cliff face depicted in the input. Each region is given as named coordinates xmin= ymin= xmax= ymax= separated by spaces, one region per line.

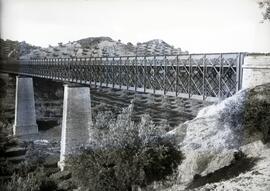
xmin=165 ymin=83 xmax=270 ymax=190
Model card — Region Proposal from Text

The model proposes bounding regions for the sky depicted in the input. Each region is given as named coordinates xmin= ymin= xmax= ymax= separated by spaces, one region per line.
xmin=1 ymin=0 xmax=270 ymax=53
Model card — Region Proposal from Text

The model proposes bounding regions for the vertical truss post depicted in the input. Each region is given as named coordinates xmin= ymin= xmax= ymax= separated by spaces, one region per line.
xmin=68 ymin=58 xmax=71 ymax=83
xmin=74 ymin=57 xmax=78 ymax=82
xmin=176 ymin=55 xmax=179 ymax=96
xmin=203 ymin=54 xmax=206 ymax=100
xmin=47 ymin=58 xmax=50 ymax=79
xmin=153 ymin=56 xmax=156 ymax=94
xmin=46 ymin=59 xmax=48 ymax=78
xmin=218 ymin=54 xmax=223 ymax=98
xmin=120 ymin=57 xmax=122 ymax=89
xmin=94 ymin=57 xmax=97 ymax=87
xmin=135 ymin=56 xmax=138 ymax=92
xmin=35 ymin=59 xmax=37 ymax=77
xmin=112 ymin=57 xmax=115 ymax=88
xmin=55 ymin=58 xmax=58 ymax=79
xmin=236 ymin=53 xmax=240 ymax=92
xmin=84 ymin=58 xmax=87 ymax=83
xmin=51 ymin=58 xmax=54 ymax=80
xmin=236 ymin=53 xmax=243 ymax=91
xmin=47 ymin=59 xmax=49 ymax=78
xmin=240 ymin=53 xmax=245 ymax=89
xmin=41 ymin=59 xmax=44 ymax=77
xmin=59 ymin=58 xmax=62 ymax=80
xmin=188 ymin=54 xmax=192 ymax=98
xmin=41 ymin=59 xmax=44 ymax=78
xmin=164 ymin=55 xmax=167 ymax=95
xmin=32 ymin=60 xmax=34 ymax=77
xmin=56 ymin=58 xmax=58 ymax=79
xmin=64 ymin=58 xmax=66 ymax=80
xmin=106 ymin=57 xmax=109 ymax=87
xmin=44 ymin=59 xmax=47 ymax=78
xmin=62 ymin=58 xmax=64 ymax=80
xmin=127 ymin=57 xmax=129 ymax=90
xmin=30 ymin=60 xmax=33 ymax=76
xmin=41 ymin=59 xmax=43 ymax=78
xmin=100 ymin=57 xmax=102 ymax=87
xmin=55 ymin=58 xmax=57 ymax=79
xmin=144 ymin=56 xmax=146 ymax=93
xmin=78 ymin=57 xmax=80 ymax=83
xmin=54 ymin=58 xmax=56 ymax=80
xmin=70 ymin=58 xmax=73 ymax=82
xmin=36 ymin=59 xmax=38 ymax=76
xmin=35 ymin=59 xmax=37 ymax=76
xmin=88 ymin=58 xmax=91 ymax=84
xmin=49 ymin=58 xmax=53 ymax=79
xmin=60 ymin=58 xmax=63 ymax=80
xmin=56 ymin=58 xmax=59 ymax=80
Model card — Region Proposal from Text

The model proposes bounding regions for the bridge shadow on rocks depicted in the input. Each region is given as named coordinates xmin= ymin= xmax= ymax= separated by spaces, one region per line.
xmin=32 ymin=77 xmax=210 ymax=132
xmin=90 ymin=87 xmax=210 ymax=131
xmin=187 ymin=152 xmax=260 ymax=189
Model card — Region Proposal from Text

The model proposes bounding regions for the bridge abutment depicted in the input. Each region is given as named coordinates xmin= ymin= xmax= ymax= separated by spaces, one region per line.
xmin=59 ymin=84 xmax=92 ymax=171
xmin=13 ymin=76 xmax=38 ymax=136
xmin=242 ymin=54 xmax=270 ymax=89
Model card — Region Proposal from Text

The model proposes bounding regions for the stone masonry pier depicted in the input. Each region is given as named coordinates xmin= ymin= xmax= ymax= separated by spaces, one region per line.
xmin=59 ymin=84 xmax=92 ymax=170
xmin=13 ymin=76 xmax=38 ymax=136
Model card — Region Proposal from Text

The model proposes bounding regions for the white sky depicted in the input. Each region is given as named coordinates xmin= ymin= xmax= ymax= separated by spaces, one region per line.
xmin=1 ymin=0 xmax=270 ymax=53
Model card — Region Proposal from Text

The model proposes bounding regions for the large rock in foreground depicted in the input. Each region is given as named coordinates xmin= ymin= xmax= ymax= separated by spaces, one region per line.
xmin=167 ymin=83 xmax=270 ymax=189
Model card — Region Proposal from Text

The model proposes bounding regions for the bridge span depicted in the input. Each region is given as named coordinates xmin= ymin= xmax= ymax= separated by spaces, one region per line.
xmin=1 ymin=53 xmax=245 ymax=101
xmin=2 ymin=52 xmax=269 ymax=170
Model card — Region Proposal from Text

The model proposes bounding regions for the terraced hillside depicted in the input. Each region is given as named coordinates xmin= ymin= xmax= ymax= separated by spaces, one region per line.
xmin=0 ymin=37 xmax=187 ymax=59
xmin=0 ymin=39 xmax=39 ymax=60
xmin=1 ymin=75 xmax=209 ymax=135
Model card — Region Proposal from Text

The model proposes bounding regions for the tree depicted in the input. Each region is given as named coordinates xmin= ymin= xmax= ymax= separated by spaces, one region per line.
xmin=259 ymin=0 xmax=270 ymax=21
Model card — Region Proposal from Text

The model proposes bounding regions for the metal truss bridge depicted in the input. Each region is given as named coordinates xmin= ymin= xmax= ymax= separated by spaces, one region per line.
xmin=0 ymin=53 xmax=245 ymax=101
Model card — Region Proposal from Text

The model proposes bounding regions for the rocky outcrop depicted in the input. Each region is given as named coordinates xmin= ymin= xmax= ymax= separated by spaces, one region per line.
xmin=167 ymin=83 xmax=270 ymax=189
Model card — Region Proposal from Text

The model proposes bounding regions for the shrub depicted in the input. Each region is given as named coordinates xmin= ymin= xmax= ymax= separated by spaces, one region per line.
xmin=244 ymin=85 xmax=270 ymax=142
xmin=3 ymin=167 xmax=57 ymax=191
xmin=0 ymin=140 xmax=52 ymax=188
xmin=68 ymin=103 xmax=182 ymax=191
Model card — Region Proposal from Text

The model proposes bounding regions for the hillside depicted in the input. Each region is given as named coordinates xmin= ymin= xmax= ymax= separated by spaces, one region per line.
xmin=0 ymin=39 xmax=39 ymax=60
xmin=0 ymin=37 xmax=188 ymax=60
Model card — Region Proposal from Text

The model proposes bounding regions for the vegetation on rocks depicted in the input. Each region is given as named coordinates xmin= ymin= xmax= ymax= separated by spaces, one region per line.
xmin=68 ymin=104 xmax=183 ymax=191
xmin=0 ymin=144 xmax=59 ymax=191
xmin=3 ymin=168 xmax=57 ymax=191
xmin=259 ymin=0 xmax=270 ymax=21
xmin=244 ymin=84 xmax=270 ymax=143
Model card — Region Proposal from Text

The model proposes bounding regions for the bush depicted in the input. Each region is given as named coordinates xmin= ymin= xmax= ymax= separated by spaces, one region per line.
xmin=3 ymin=167 xmax=57 ymax=191
xmin=244 ymin=85 xmax=270 ymax=142
xmin=0 ymin=140 xmax=53 ymax=188
xmin=68 ymin=103 xmax=182 ymax=191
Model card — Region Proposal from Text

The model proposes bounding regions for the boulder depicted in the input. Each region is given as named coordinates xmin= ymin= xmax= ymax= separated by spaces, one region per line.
xmin=167 ymin=83 xmax=270 ymax=185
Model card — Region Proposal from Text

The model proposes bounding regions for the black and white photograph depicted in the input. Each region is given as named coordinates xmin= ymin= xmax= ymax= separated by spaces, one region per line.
xmin=0 ymin=0 xmax=270 ymax=190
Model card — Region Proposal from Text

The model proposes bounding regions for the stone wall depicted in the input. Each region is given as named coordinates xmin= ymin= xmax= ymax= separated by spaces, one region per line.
xmin=242 ymin=54 xmax=270 ymax=89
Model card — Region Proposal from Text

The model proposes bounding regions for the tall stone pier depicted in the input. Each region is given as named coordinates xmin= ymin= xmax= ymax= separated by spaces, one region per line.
xmin=59 ymin=84 xmax=92 ymax=170
xmin=13 ymin=76 xmax=38 ymax=136
xmin=242 ymin=54 xmax=270 ymax=89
